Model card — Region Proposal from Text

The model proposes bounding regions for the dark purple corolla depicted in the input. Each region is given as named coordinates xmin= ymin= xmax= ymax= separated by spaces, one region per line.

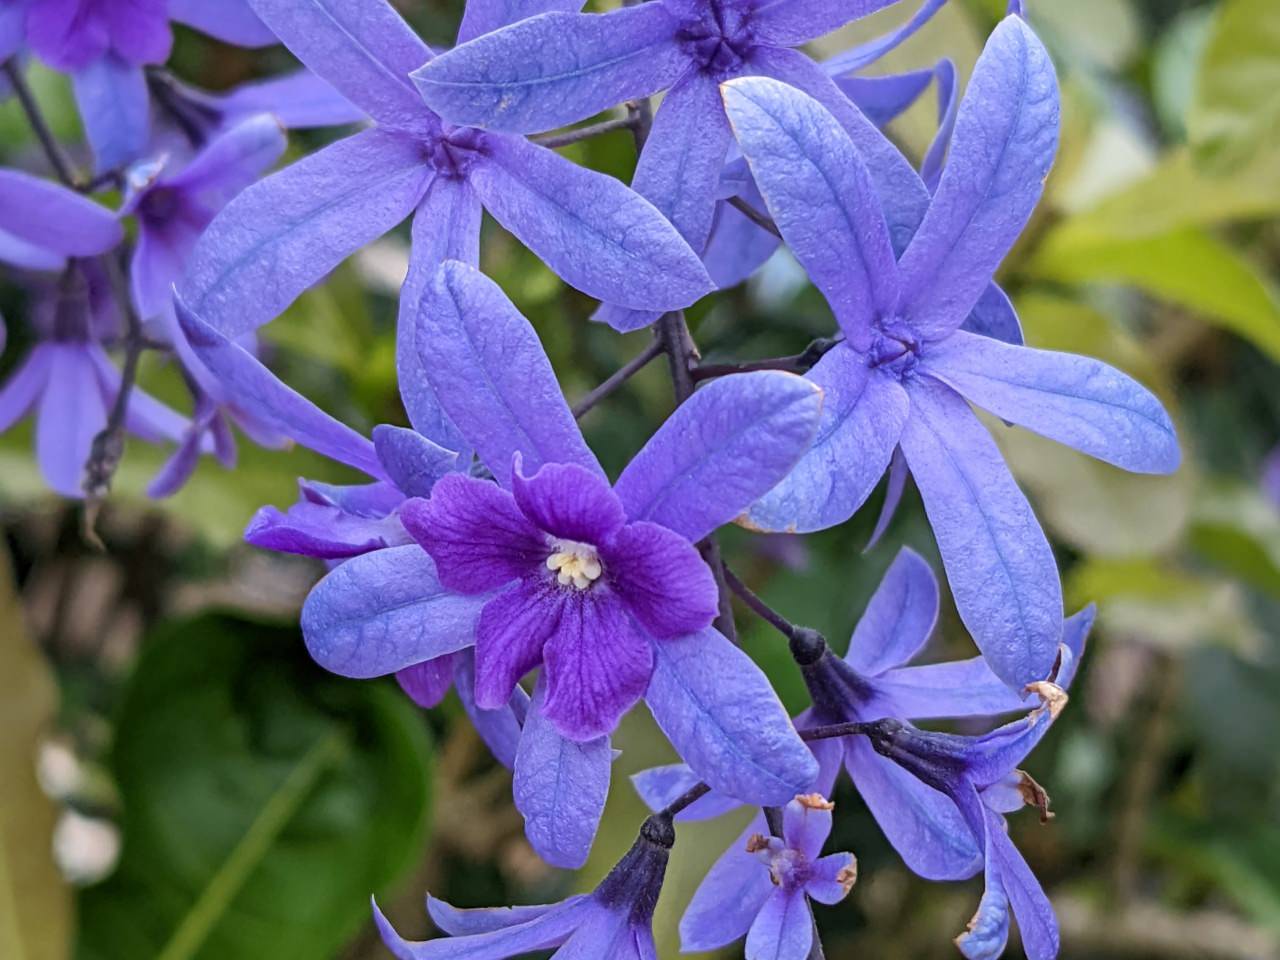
xmin=720 ymin=18 xmax=1179 ymax=688
xmin=16 ymin=0 xmax=273 ymax=171
xmin=376 ymin=812 xmax=676 ymax=959
xmin=297 ymin=260 xmax=821 ymax=866
xmin=179 ymin=0 xmax=712 ymax=450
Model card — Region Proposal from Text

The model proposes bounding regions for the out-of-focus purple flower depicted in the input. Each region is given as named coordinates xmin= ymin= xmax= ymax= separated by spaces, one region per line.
xmin=0 ymin=264 xmax=188 ymax=497
xmin=686 ymin=793 xmax=856 ymax=960
xmin=411 ymin=0 xmax=945 ymax=333
xmin=180 ymin=0 xmax=712 ymax=449
xmin=721 ymin=20 xmax=1179 ymax=689
xmin=1263 ymin=446 xmax=1280 ymax=510
xmin=375 ymin=812 xmax=676 ymax=959
xmin=862 ymin=686 xmax=1069 ymax=959
xmin=18 ymin=0 xmax=273 ymax=171
xmin=0 ymin=168 xmax=121 ymax=272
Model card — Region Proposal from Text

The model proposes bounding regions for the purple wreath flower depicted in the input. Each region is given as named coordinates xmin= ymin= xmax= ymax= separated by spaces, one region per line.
xmin=411 ymin=0 xmax=948 ymax=332
xmin=18 ymin=0 xmax=273 ymax=171
xmin=861 ymin=686 xmax=1070 ymax=960
xmin=1263 ymin=445 xmax=1280 ymax=510
xmin=720 ymin=18 xmax=1179 ymax=688
xmin=375 ymin=813 xmax=676 ymax=959
xmin=288 ymin=260 xmax=821 ymax=865
xmin=179 ymin=0 xmax=712 ymax=450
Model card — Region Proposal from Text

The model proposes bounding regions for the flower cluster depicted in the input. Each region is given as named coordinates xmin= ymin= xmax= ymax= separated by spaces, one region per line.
xmin=0 ymin=0 xmax=1183 ymax=957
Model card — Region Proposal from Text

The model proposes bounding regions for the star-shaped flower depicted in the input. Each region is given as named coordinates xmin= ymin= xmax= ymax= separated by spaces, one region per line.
xmin=720 ymin=18 xmax=1179 ymax=688
xmin=412 ymin=0 xmax=940 ymax=332
xmin=180 ymin=0 xmax=713 ymax=454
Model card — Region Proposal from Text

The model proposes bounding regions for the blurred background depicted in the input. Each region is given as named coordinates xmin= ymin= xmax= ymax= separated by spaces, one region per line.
xmin=2 ymin=0 xmax=1279 ymax=957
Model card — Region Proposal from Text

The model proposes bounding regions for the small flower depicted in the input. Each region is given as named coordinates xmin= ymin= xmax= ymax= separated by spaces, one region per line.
xmin=374 ymin=813 xmax=676 ymax=960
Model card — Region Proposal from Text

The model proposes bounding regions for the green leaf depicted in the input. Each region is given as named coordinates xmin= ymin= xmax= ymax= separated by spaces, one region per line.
xmin=1028 ymin=226 xmax=1280 ymax=363
xmin=1189 ymin=480 xmax=1280 ymax=596
xmin=1188 ymin=0 xmax=1280 ymax=172
xmin=77 ymin=615 xmax=432 ymax=960
xmin=0 ymin=544 xmax=72 ymax=960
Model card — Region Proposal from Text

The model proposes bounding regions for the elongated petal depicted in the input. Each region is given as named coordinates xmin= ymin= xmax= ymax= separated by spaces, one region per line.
xmin=542 ymin=593 xmax=653 ymax=740
xmin=72 ymin=56 xmax=149 ymax=173
xmin=806 ymin=852 xmax=856 ymax=905
xmin=1056 ymin=604 xmax=1094 ymax=691
xmin=783 ymin=797 xmax=832 ymax=860
xmin=646 ymin=627 xmax=818 ymax=805
xmin=454 ymin=650 xmax=528 ymax=768
xmin=0 ymin=348 xmax=53 ymax=433
xmin=0 ymin=228 xmax=66 ymax=271
xmin=834 ymin=70 xmax=932 ymax=129
xmin=898 ymin=18 xmax=1059 ymax=340
xmin=747 ymin=347 xmax=907 ymax=534
xmin=170 ymin=113 xmax=287 ymax=206
xmin=457 ymin=0 xmax=586 ymax=44
xmin=874 ymin=657 xmax=1028 ymax=720
xmin=182 ymin=128 xmax=430 ymax=336
xmin=473 ymin=580 xmax=561 ymax=708
xmin=847 ymin=547 xmax=939 ymax=676
xmin=955 ymin=821 xmax=1011 ymax=960
xmin=397 ymin=177 xmax=479 ymax=451
xmin=967 ymin=806 xmax=1059 ymax=960
xmin=0 ymin=171 xmax=122 ymax=256
xmin=220 ymin=69 xmax=367 ymax=129
xmin=753 ymin=0 xmax=898 ymax=46
xmin=821 ymin=0 xmax=949 ymax=76
xmin=594 ymin=72 xmax=731 ymax=332
xmin=514 ymin=680 xmax=612 ymax=868
xmin=170 ymin=0 xmax=275 ymax=46
xmin=680 ymin=818 xmax=773 ymax=952
xmin=427 ymin=895 xmax=584 ymax=936
xmin=132 ymin=224 xmax=197 ymax=320
xmin=415 ymin=261 xmax=600 ymax=485
xmin=300 ymin=545 xmax=484 ymax=677
xmin=512 ymin=460 xmax=625 ymax=543
xmin=36 ymin=347 xmax=105 ymax=498
xmin=899 ymin=377 xmax=1062 ymax=688
xmin=244 ymin=501 xmax=406 ymax=558
xmin=373 ymin=896 xmax=588 ymax=960
xmin=630 ymin=763 xmax=743 ymax=822
xmin=412 ymin=4 xmax=684 ymax=133
xmin=961 ymin=284 xmax=1024 ymax=346
xmin=923 ymin=331 xmax=1180 ymax=474
xmin=470 ymin=135 xmax=712 ymax=311
xmin=702 ymin=181 xmax=781 ymax=291
xmin=721 ymin=76 xmax=898 ymax=346
xmin=865 ymin=446 xmax=908 ymax=551
xmin=396 ymin=653 xmax=458 ymax=708
xmin=399 ymin=475 xmax=546 ymax=595
xmin=744 ymin=887 xmax=812 ymax=960
xmin=616 ymin=370 xmax=822 ymax=542
xmin=602 ymin=521 xmax=718 ymax=639
xmin=175 ymin=295 xmax=386 ymax=477
xmin=247 ymin=0 xmax=433 ymax=129
xmin=372 ymin=424 xmax=459 ymax=497
xmin=845 ymin=736 xmax=982 ymax=880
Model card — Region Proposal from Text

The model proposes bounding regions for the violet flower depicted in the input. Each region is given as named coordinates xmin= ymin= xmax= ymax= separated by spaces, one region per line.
xmin=180 ymin=0 xmax=712 ymax=449
xmin=1263 ymin=445 xmax=1280 ymax=510
xmin=862 ymin=686 xmax=1070 ymax=959
xmin=0 ymin=167 xmax=121 ymax=272
xmin=18 ymin=0 xmax=273 ymax=171
xmin=289 ymin=260 xmax=820 ymax=865
xmin=411 ymin=0 xmax=940 ymax=333
xmin=721 ymin=20 xmax=1179 ymax=688
xmin=375 ymin=813 xmax=676 ymax=959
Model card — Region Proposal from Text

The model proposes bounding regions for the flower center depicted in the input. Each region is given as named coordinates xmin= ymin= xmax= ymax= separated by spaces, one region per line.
xmin=677 ymin=2 xmax=755 ymax=75
xmin=869 ymin=326 xmax=921 ymax=379
xmin=545 ymin=539 xmax=603 ymax=590
xmin=427 ymin=127 xmax=487 ymax=179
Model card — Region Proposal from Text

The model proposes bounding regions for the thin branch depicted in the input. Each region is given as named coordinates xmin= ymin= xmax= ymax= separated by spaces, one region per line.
xmin=3 ymin=58 xmax=80 ymax=187
xmin=692 ymin=335 xmax=842 ymax=382
xmin=799 ymin=720 xmax=877 ymax=742
xmin=724 ymin=565 xmax=797 ymax=641
xmin=729 ymin=195 xmax=782 ymax=239
xmin=531 ymin=114 xmax=636 ymax=149
xmin=658 ymin=781 xmax=711 ymax=820
xmin=572 ymin=335 xmax=663 ymax=418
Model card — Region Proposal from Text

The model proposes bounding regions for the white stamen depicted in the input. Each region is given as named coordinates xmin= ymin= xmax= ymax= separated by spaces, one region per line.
xmin=545 ymin=539 xmax=603 ymax=591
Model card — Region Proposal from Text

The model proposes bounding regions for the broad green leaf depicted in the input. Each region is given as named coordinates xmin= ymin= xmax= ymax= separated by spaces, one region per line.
xmin=0 ymin=545 xmax=72 ymax=960
xmin=77 ymin=615 xmax=432 ymax=960
xmin=1028 ymin=226 xmax=1280 ymax=363
xmin=1034 ymin=0 xmax=1141 ymax=71
xmin=1189 ymin=480 xmax=1280 ymax=596
xmin=1188 ymin=0 xmax=1280 ymax=172
xmin=1152 ymin=7 xmax=1215 ymax=139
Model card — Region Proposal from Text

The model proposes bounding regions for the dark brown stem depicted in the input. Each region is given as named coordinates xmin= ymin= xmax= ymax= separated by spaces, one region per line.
xmin=4 ymin=58 xmax=81 ymax=187
xmin=692 ymin=336 xmax=842 ymax=382
xmin=572 ymin=336 xmax=663 ymax=418
xmin=532 ymin=114 xmax=636 ymax=149
xmin=724 ymin=565 xmax=796 ymax=640
xmin=799 ymin=721 xmax=877 ymax=742
xmin=729 ymin=195 xmax=782 ymax=239
xmin=658 ymin=781 xmax=711 ymax=820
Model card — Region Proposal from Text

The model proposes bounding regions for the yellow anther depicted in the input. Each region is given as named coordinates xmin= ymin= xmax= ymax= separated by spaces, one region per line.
xmin=545 ymin=539 xmax=603 ymax=591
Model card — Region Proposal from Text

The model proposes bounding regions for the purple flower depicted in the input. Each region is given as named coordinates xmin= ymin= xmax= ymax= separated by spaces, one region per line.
xmin=861 ymin=687 xmax=1070 ymax=960
xmin=289 ymin=260 xmax=821 ymax=865
xmin=179 ymin=0 xmax=712 ymax=446
xmin=19 ymin=0 xmax=273 ymax=171
xmin=1 ymin=264 xmax=189 ymax=497
xmin=1264 ymin=445 xmax=1280 ymax=510
xmin=693 ymin=793 xmax=857 ymax=960
xmin=374 ymin=813 xmax=676 ymax=959
xmin=721 ymin=19 xmax=1179 ymax=688
xmin=0 ymin=167 xmax=122 ymax=272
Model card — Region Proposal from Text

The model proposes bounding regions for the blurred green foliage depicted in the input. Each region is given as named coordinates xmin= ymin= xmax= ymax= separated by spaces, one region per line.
xmin=3 ymin=0 xmax=1280 ymax=958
